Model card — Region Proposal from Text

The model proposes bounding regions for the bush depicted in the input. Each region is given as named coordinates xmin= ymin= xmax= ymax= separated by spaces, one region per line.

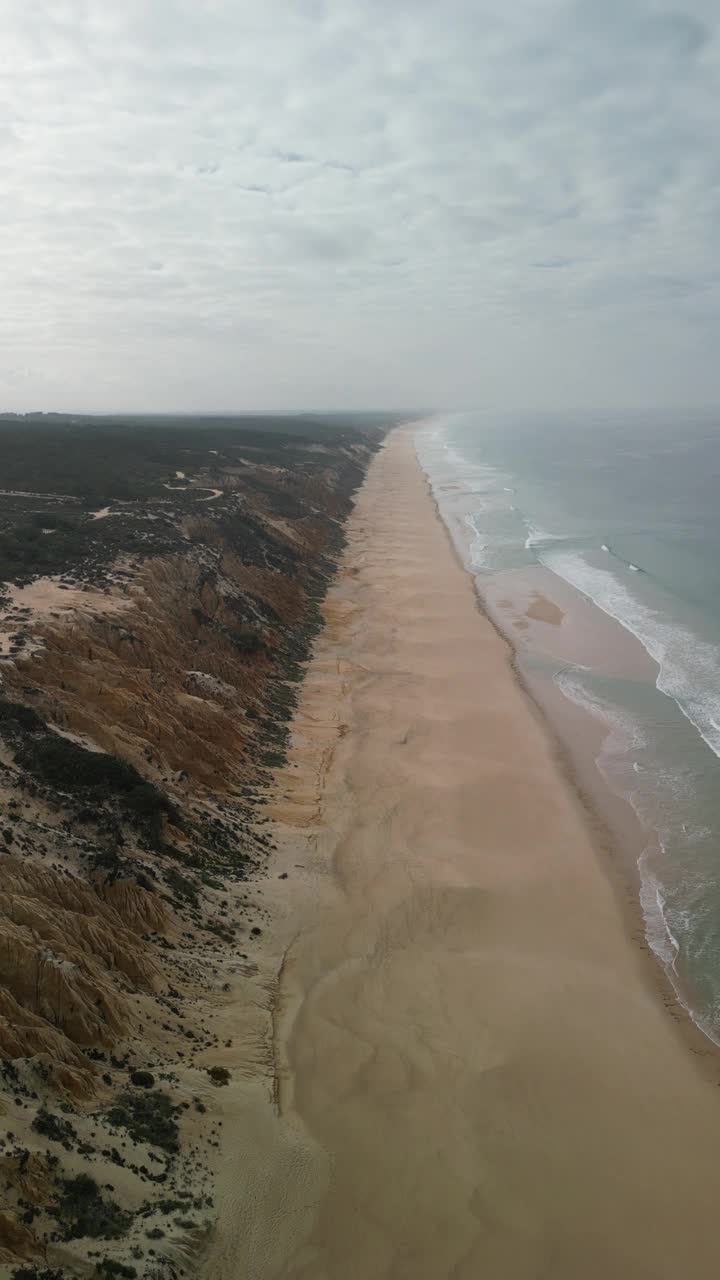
xmin=106 ymin=1091 xmax=180 ymax=1154
xmin=54 ymin=1174 xmax=131 ymax=1241
xmin=95 ymin=1263 xmax=137 ymax=1279
xmin=0 ymin=700 xmax=44 ymax=734
xmin=162 ymin=866 xmax=198 ymax=905
xmin=207 ymin=1066 xmax=230 ymax=1087
xmin=32 ymin=1106 xmax=76 ymax=1149
xmin=124 ymin=782 xmax=159 ymax=812
xmin=17 ymin=735 xmax=142 ymax=792
xmin=129 ymin=1070 xmax=155 ymax=1089
xmin=9 ymin=725 xmax=177 ymax=843
xmin=12 ymin=1269 xmax=67 ymax=1280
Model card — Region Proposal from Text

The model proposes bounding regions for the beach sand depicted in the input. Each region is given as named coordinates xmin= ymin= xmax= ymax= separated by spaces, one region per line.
xmin=205 ymin=427 xmax=720 ymax=1279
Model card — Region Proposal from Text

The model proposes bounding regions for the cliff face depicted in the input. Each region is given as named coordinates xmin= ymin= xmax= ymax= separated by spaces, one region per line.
xmin=0 ymin=415 xmax=385 ymax=1277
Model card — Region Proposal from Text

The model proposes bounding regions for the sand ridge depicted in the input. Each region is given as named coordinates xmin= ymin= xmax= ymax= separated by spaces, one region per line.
xmin=205 ymin=427 xmax=720 ymax=1280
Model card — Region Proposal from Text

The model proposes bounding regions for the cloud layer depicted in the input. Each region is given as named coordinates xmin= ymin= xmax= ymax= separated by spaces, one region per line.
xmin=1 ymin=0 xmax=719 ymax=411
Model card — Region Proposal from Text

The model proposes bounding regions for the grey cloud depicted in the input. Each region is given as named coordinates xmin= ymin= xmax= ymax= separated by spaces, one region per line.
xmin=1 ymin=0 xmax=719 ymax=411
xmin=645 ymin=12 xmax=709 ymax=56
xmin=286 ymin=227 xmax=361 ymax=261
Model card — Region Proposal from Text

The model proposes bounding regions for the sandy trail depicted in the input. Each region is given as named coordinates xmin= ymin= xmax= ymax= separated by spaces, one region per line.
xmin=207 ymin=429 xmax=720 ymax=1280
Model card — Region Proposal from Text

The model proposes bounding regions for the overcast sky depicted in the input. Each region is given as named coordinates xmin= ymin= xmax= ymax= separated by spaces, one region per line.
xmin=2 ymin=0 xmax=719 ymax=413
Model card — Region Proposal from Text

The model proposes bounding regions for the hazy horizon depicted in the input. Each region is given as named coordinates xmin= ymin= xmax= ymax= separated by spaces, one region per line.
xmin=3 ymin=1 xmax=719 ymax=415
xmin=7 ymin=404 xmax=720 ymax=421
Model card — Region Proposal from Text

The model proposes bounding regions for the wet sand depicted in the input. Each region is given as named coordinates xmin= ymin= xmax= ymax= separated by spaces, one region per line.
xmin=207 ymin=428 xmax=720 ymax=1279
xmin=525 ymin=592 xmax=564 ymax=626
xmin=481 ymin=562 xmax=661 ymax=877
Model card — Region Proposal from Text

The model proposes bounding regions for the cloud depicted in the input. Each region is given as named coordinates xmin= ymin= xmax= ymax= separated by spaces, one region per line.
xmin=0 ymin=0 xmax=719 ymax=411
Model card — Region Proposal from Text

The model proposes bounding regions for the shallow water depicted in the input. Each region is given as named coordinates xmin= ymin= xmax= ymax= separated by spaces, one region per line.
xmin=417 ymin=410 xmax=720 ymax=1042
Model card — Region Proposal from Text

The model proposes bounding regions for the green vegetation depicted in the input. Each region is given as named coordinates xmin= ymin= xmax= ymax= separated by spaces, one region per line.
xmin=0 ymin=412 xmax=390 ymax=582
xmin=16 ymin=733 xmax=143 ymax=791
xmin=207 ymin=1066 xmax=231 ymax=1086
xmin=0 ymin=700 xmax=44 ymax=732
xmin=0 ymin=705 xmax=179 ymax=845
xmin=12 ymin=1270 xmax=68 ymax=1280
xmin=95 ymin=1262 xmax=137 ymax=1279
xmin=129 ymin=1070 xmax=155 ymax=1089
xmin=105 ymin=1090 xmax=180 ymax=1153
xmin=0 ymin=519 xmax=88 ymax=578
xmin=0 ymin=412 xmax=390 ymax=505
xmin=32 ymin=1106 xmax=77 ymax=1150
xmin=53 ymin=1174 xmax=131 ymax=1241
xmin=162 ymin=865 xmax=199 ymax=906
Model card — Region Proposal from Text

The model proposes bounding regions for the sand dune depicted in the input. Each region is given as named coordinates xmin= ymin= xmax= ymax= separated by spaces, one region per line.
xmin=207 ymin=428 xmax=720 ymax=1280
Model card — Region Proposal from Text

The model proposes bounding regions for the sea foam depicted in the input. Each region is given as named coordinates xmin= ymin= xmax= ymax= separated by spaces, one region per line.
xmin=544 ymin=550 xmax=720 ymax=762
xmin=554 ymin=666 xmax=682 ymax=976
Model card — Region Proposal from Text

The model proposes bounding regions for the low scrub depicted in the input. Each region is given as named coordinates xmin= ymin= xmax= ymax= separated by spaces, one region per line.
xmin=53 ymin=1174 xmax=131 ymax=1241
xmin=106 ymin=1090 xmax=180 ymax=1154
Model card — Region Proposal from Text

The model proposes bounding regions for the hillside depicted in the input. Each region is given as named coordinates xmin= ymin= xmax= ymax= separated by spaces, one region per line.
xmin=0 ymin=413 xmax=388 ymax=1279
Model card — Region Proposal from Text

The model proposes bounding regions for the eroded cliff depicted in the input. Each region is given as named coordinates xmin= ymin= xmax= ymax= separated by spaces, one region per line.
xmin=0 ymin=413 xmax=386 ymax=1278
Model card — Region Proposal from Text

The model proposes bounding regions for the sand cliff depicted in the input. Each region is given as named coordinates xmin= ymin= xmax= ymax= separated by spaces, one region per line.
xmin=0 ymin=419 xmax=380 ymax=1278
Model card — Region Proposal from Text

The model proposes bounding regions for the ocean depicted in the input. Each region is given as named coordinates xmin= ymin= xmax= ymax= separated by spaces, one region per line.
xmin=417 ymin=410 xmax=720 ymax=1044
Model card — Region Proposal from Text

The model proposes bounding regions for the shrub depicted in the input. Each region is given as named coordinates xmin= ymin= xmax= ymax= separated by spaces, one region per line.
xmin=106 ymin=1091 xmax=180 ymax=1154
xmin=129 ymin=1070 xmax=155 ymax=1089
xmin=95 ymin=1263 xmax=137 ymax=1279
xmin=32 ymin=1106 xmax=76 ymax=1149
xmin=162 ymin=865 xmax=198 ymax=905
xmin=54 ymin=1174 xmax=131 ymax=1241
xmin=17 ymin=735 xmax=141 ymax=792
xmin=9 ymin=725 xmax=178 ymax=844
xmin=12 ymin=1269 xmax=67 ymax=1280
xmin=0 ymin=700 xmax=44 ymax=733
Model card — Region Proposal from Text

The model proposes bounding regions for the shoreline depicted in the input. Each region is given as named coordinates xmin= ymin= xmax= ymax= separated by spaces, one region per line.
xmin=417 ymin=422 xmax=720 ymax=1085
xmin=414 ymin=423 xmax=720 ymax=1066
xmin=498 ymin=601 xmax=720 ymax=1074
xmin=205 ymin=425 xmax=720 ymax=1279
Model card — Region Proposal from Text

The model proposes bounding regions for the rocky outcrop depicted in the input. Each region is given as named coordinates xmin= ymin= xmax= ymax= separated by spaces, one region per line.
xmin=0 ymin=986 xmax=96 ymax=1094
xmin=0 ymin=876 xmax=155 ymax=1039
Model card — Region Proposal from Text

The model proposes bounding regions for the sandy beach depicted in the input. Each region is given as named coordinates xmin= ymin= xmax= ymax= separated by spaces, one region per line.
xmin=205 ymin=427 xmax=720 ymax=1280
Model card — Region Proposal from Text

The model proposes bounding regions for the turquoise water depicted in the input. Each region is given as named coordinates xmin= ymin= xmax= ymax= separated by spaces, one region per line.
xmin=417 ymin=411 xmax=720 ymax=1042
